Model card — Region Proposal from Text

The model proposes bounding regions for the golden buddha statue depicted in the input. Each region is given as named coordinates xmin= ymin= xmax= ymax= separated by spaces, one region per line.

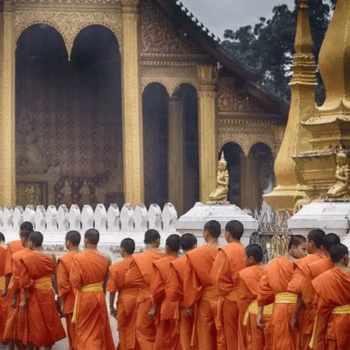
xmin=208 ymin=153 xmax=229 ymax=204
xmin=327 ymin=150 xmax=349 ymax=199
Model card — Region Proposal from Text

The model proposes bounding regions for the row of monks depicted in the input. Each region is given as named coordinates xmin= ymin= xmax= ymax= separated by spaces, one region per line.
xmin=0 ymin=220 xmax=349 ymax=350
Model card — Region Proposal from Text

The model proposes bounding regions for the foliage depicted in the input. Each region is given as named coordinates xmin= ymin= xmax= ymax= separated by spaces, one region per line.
xmin=222 ymin=0 xmax=337 ymax=103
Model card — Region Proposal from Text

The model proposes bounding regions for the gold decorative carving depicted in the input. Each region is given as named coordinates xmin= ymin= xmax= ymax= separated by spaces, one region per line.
xmin=140 ymin=0 xmax=204 ymax=55
xmin=15 ymin=11 xmax=122 ymax=58
xmin=141 ymin=66 xmax=198 ymax=96
xmin=218 ymin=81 xmax=263 ymax=115
xmin=218 ymin=120 xmax=277 ymax=157
xmin=208 ymin=153 xmax=229 ymax=204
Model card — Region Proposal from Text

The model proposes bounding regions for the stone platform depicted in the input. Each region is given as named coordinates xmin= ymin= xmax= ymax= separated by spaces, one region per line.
xmin=176 ymin=202 xmax=258 ymax=246
xmin=288 ymin=202 xmax=350 ymax=248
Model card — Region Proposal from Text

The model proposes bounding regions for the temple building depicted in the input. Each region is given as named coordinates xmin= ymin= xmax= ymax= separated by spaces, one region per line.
xmin=0 ymin=0 xmax=288 ymax=215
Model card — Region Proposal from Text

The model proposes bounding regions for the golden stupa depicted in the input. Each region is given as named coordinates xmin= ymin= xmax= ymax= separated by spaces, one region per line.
xmin=265 ymin=0 xmax=350 ymax=212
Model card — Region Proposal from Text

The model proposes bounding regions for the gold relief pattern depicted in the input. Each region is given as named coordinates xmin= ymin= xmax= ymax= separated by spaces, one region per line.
xmin=218 ymin=81 xmax=264 ymax=115
xmin=140 ymin=0 xmax=204 ymax=55
xmin=141 ymin=66 xmax=199 ymax=95
xmin=16 ymin=182 xmax=45 ymax=207
xmin=218 ymin=123 xmax=277 ymax=157
xmin=15 ymin=11 xmax=122 ymax=57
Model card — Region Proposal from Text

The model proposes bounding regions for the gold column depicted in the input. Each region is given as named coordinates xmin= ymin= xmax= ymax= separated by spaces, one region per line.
xmin=168 ymin=96 xmax=184 ymax=214
xmin=121 ymin=0 xmax=144 ymax=206
xmin=0 ymin=3 xmax=16 ymax=206
xmin=197 ymin=65 xmax=218 ymax=203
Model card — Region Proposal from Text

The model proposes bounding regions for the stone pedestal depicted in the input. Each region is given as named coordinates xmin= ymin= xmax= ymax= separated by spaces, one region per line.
xmin=176 ymin=202 xmax=258 ymax=246
xmin=288 ymin=202 xmax=350 ymax=248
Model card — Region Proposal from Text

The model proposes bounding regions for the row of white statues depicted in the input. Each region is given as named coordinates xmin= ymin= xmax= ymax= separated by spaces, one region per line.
xmin=0 ymin=203 xmax=178 ymax=246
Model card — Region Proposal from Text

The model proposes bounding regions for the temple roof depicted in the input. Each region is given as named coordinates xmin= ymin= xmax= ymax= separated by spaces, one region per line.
xmin=149 ymin=0 xmax=289 ymax=117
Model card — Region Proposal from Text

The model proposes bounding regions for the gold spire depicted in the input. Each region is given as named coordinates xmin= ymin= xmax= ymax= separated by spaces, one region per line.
xmin=264 ymin=0 xmax=317 ymax=212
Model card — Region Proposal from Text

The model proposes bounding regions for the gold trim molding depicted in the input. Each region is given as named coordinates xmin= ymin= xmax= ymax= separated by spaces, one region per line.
xmin=141 ymin=66 xmax=199 ymax=96
xmin=15 ymin=10 xmax=123 ymax=58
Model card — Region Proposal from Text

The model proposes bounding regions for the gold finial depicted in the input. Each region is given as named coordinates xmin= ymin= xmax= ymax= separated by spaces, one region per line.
xmin=294 ymin=0 xmax=313 ymax=54
xmin=218 ymin=152 xmax=227 ymax=166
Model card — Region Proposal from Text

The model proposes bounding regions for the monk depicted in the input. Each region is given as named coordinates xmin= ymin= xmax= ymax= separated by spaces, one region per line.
xmin=257 ymin=235 xmax=307 ymax=350
xmin=211 ymin=220 xmax=246 ymax=350
xmin=238 ymin=244 xmax=272 ymax=350
xmin=57 ymin=230 xmax=81 ymax=350
xmin=289 ymin=229 xmax=325 ymax=350
xmin=19 ymin=231 xmax=66 ymax=349
xmin=3 ymin=222 xmax=33 ymax=350
xmin=0 ymin=232 xmax=8 ymax=344
xmin=312 ymin=243 xmax=350 ymax=350
xmin=183 ymin=220 xmax=226 ymax=350
xmin=149 ymin=234 xmax=181 ymax=350
xmin=3 ymin=222 xmax=33 ymax=298
xmin=166 ymin=233 xmax=197 ymax=350
xmin=301 ymin=233 xmax=340 ymax=350
xmin=107 ymin=238 xmax=137 ymax=350
xmin=124 ymin=229 xmax=164 ymax=350
xmin=70 ymin=229 xmax=114 ymax=350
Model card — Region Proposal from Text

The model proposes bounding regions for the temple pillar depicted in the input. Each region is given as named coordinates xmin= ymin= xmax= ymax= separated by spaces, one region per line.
xmin=0 ymin=4 xmax=16 ymax=206
xmin=197 ymin=65 xmax=218 ymax=203
xmin=168 ymin=97 xmax=184 ymax=214
xmin=121 ymin=0 xmax=144 ymax=206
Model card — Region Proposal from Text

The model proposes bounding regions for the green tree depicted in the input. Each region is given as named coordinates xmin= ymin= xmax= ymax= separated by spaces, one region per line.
xmin=222 ymin=0 xmax=337 ymax=103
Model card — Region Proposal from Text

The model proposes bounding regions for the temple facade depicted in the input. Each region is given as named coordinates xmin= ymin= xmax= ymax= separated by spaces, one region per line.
xmin=0 ymin=0 xmax=288 ymax=215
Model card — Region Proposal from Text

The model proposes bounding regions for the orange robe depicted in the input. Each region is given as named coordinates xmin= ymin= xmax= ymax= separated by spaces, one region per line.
xmin=0 ymin=244 xmax=9 ymax=343
xmin=151 ymin=255 xmax=181 ymax=350
xmin=312 ymin=268 xmax=350 ymax=350
xmin=4 ymin=240 xmax=23 ymax=277
xmin=257 ymin=256 xmax=297 ymax=350
xmin=211 ymin=242 xmax=246 ymax=350
xmin=107 ymin=257 xmax=138 ymax=350
xmin=239 ymin=264 xmax=272 ymax=350
xmin=57 ymin=251 xmax=78 ymax=350
xmin=3 ymin=248 xmax=31 ymax=345
xmin=167 ymin=255 xmax=196 ymax=350
xmin=302 ymin=257 xmax=333 ymax=350
xmin=70 ymin=249 xmax=114 ymax=350
xmin=20 ymin=250 xmax=66 ymax=347
xmin=287 ymin=253 xmax=324 ymax=350
xmin=184 ymin=245 xmax=226 ymax=350
xmin=124 ymin=249 xmax=164 ymax=350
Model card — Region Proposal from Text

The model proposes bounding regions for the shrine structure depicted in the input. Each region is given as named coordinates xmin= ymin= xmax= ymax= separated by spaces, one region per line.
xmin=0 ymin=0 xmax=288 ymax=215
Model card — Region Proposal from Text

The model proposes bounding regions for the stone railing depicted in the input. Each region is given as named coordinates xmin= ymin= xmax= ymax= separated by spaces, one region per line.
xmin=0 ymin=203 xmax=178 ymax=250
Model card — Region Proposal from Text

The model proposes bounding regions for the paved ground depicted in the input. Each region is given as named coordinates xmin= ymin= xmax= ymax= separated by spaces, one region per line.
xmin=0 ymin=310 xmax=119 ymax=349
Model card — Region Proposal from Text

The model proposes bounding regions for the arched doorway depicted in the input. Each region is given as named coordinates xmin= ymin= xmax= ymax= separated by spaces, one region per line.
xmin=142 ymin=83 xmax=169 ymax=208
xmin=221 ymin=142 xmax=244 ymax=206
xmin=170 ymin=84 xmax=199 ymax=215
xmin=248 ymin=143 xmax=274 ymax=213
xmin=15 ymin=24 xmax=122 ymax=208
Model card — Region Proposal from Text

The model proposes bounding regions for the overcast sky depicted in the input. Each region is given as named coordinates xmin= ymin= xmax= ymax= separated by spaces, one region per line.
xmin=182 ymin=0 xmax=296 ymax=38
